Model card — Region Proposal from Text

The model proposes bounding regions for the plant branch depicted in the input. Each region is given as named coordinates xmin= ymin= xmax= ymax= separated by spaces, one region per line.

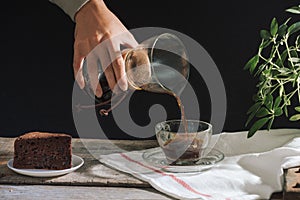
xmin=258 ymin=54 xmax=280 ymax=69
xmin=284 ymin=37 xmax=295 ymax=69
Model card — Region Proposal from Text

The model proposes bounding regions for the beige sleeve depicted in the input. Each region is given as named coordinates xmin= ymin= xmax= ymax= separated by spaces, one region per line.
xmin=49 ymin=0 xmax=90 ymax=21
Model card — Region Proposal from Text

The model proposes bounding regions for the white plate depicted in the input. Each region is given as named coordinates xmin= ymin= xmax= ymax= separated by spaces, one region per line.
xmin=142 ymin=147 xmax=224 ymax=173
xmin=7 ymin=154 xmax=84 ymax=177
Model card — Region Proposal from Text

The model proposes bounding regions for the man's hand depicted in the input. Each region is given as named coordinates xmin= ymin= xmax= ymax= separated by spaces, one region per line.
xmin=74 ymin=0 xmax=138 ymax=97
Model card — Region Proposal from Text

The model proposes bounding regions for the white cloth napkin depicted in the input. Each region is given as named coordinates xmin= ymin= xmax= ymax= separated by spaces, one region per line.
xmin=99 ymin=129 xmax=300 ymax=200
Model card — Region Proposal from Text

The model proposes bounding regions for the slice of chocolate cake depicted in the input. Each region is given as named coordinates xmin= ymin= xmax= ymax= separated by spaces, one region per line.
xmin=13 ymin=132 xmax=72 ymax=170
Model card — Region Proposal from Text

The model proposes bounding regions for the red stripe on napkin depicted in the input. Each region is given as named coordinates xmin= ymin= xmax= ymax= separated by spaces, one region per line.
xmin=120 ymin=153 xmax=212 ymax=198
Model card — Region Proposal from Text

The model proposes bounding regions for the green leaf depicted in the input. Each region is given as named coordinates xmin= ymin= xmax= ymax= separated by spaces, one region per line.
xmin=262 ymin=69 xmax=271 ymax=76
xmin=275 ymin=57 xmax=283 ymax=67
xmin=260 ymin=30 xmax=271 ymax=40
xmin=288 ymin=57 xmax=300 ymax=63
xmin=260 ymin=40 xmax=272 ymax=49
xmin=259 ymin=74 xmax=267 ymax=82
xmin=284 ymin=105 xmax=289 ymax=117
xmin=292 ymin=72 xmax=300 ymax=87
xmin=248 ymin=117 xmax=270 ymax=138
xmin=274 ymin=96 xmax=282 ymax=108
xmin=296 ymin=35 xmax=300 ymax=47
xmin=254 ymin=64 xmax=266 ymax=77
xmin=286 ymin=6 xmax=300 ymax=14
xmin=270 ymin=18 xmax=278 ymax=36
xmin=267 ymin=117 xmax=274 ymax=130
xmin=265 ymin=94 xmax=273 ymax=110
xmin=245 ymin=110 xmax=257 ymax=127
xmin=295 ymin=106 xmax=300 ymax=112
xmin=290 ymin=114 xmax=300 ymax=121
xmin=244 ymin=55 xmax=259 ymax=72
xmin=290 ymin=50 xmax=298 ymax=58
xmin=280 ymin=49 xmax=288 ymax=63
xmin=247 ymin=102 xmax=261 ymax=114
xmin=256 ymin=107 xmax=270 ymax=117
xmin=281 ymin=68 xmax=290 ymax=75
xmin=279 ymin=85 xmax=284 ymax=97
xmin=288 ymin=22 xmax=300 ymax=35
xmin=276 ymin=68 xmax=290 ymax=74
xmin=278 ymin=24 xmax=288 ymax=37
xmin=274 ymin=107 xmax=283 ymax=116
xmin=250 ymin=61 xmax=259 ymax=74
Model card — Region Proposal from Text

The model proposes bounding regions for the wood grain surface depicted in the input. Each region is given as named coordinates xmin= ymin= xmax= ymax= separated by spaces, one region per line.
xmin=0 ymin=137 xmax=158 ymax=187
xmin=1 ymin=137 xmax=300 ymax=199
xmin=0 ymin=185 xmax=174 ymax=200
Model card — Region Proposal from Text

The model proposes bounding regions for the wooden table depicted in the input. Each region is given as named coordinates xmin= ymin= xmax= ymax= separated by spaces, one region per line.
xmin=0 ymin=137 xmax=299 ymax=200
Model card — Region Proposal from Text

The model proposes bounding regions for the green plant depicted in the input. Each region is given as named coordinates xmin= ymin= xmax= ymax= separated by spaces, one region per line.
xmin=244 ymin=5 xmax=300 ymax=138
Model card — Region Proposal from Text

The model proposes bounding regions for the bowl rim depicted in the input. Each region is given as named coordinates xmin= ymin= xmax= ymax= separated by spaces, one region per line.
xmin=155 ymin=119 xmax=212 ymax=133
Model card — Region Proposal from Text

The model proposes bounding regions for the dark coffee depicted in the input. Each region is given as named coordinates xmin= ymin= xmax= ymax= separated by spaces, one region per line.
xmin=162 ymin=135 xmax=203 ymax=165
xmin=142 ymin=83 xmax=203 ymax=165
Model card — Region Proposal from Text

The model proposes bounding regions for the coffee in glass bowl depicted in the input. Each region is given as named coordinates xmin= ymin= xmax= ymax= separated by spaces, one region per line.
xmin=155 ymin=120 xmax=212 ymax=165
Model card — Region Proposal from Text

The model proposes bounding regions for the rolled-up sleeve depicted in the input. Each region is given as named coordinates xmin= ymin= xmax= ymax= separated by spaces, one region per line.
xmin=49 ymin=0 xmax=90 ymax=21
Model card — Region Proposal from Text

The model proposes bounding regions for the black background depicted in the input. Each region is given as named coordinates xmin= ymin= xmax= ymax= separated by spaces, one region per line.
xmin=0 ymin=0 xmax=300 ymax=139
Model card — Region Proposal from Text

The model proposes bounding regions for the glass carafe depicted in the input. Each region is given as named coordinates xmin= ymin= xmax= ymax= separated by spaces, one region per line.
xmin=82 ymin=33 xmax=190 ymax=115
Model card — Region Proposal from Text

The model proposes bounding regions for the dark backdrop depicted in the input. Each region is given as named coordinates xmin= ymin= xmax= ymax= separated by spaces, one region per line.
xmin=0 ymin=0 xmax=299 ymax=138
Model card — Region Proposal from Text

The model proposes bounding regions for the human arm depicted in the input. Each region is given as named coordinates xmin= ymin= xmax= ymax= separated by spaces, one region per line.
xmin=50 ymin=0 xmax=138 ymax=97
